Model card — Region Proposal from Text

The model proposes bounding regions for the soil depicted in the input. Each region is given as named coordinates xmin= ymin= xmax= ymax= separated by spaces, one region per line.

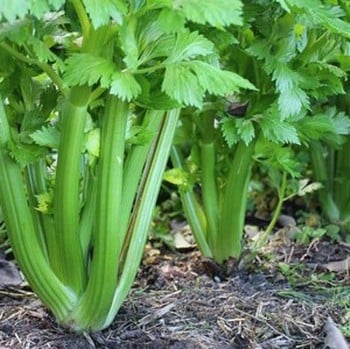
xmin=0 ymin=238 xmax=349 ymax=349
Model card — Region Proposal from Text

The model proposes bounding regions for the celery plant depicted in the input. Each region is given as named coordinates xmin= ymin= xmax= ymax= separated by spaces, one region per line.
xmin=0 ymin=0 xmax=253 ymax=331
xmin=167 ymin=0 xmax=350 ymax=263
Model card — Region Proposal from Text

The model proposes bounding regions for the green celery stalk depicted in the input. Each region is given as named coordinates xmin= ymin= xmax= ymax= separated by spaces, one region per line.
xmin=54 ymin=86 xmax=90 ymax=295
xmin=215 ymin=140 xmax=255 ymax=262
xmin=310 ymin=141 xmax=340 ymax=223
xmin=200 ymin=142 xmax=219 ymax=251
xmin=102 ymin=109 xmax=181 ymax=330
xmin=334 ymin=137 xmax=350 ymax=231
xmin=0 ymin=98 xmax=76 ymax=322
xmin=171 ymin=146 xmax=212 ymax=257
xmin=70 ymin=96 xmax=129 ymax=329
xmin=26 ymin=160 xmax=62 ymax=277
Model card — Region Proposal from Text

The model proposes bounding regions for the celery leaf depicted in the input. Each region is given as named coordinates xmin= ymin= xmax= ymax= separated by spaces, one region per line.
xmin=64 ymin=53 xmax=115 ymax=87
xmin=162 ymin=64 xmax=204 ymax=107
xmin=30 ymin=125 xmax=60 ymax=149
xmin=165 ymin=31 xmax=214 ymax=64
xmin=82 ymin=0 xmax=126 ymax=28
xmin=110 ymin=72 xmax=141 ymax=102
xmin=260 ymin=105 xmax=300 ymax=144
xmin=176 ymin=0 xmax=243 ymax=27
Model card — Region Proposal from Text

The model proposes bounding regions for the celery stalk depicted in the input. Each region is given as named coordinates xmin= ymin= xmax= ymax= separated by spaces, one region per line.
xmin=54 ymin=86 xmax=90 ymax=295
xmin=216 ymin=141 xmax=255 ymax=262
xmin=0 ymin=99 xmax=76 ymax=322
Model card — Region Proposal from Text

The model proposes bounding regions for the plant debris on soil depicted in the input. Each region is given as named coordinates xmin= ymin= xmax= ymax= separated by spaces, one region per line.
xmin=0 ymin=236 xmax=349 ymax=349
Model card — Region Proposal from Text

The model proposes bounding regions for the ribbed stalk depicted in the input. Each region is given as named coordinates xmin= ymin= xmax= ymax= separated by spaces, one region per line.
xmin=171 ymin=146 xmax=212 ymax=257
xmin=79 ymin=172 xmax=97 ymax=262
xmin=71 ymin=96 xmax=129 ymax=330
xmin=334 ymin=137 xmax=350 ymax=232
xmin=0 ymin=99 xmax=76 ymax=322
xmin=101 ymin=109 xmax=181 ymax=330
xmin=216 ymin=141 xmax=255 ymax=262
xmin=310 ymin=141 xmax=340 ymax=223
xmin=54 ymin=86 xmax=90 ymax=294
xmin=199 ymin=142 xmax=219 ymax=251
xmin=118 ymin=111 xmax=165 ymax=247
xmin=27 ymin=160 xmax=62 ymax=276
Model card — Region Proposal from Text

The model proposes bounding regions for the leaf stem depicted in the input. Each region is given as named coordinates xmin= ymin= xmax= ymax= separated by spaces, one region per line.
xmin=253 ymin=171 xmax=288 ymax=251
xmin=71 ymin=96 xmax=129 ymax=330
xmin=70 ymin=0 xmax=91 ymax=41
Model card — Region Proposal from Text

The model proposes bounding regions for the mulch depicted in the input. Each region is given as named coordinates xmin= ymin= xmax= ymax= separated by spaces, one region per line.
xmin=0 ymin=239 xmax=349 ymax=349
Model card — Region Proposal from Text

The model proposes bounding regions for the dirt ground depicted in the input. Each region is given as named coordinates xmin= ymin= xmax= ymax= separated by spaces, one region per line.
xmin=0 ymin=237 xmax=349 ymax=349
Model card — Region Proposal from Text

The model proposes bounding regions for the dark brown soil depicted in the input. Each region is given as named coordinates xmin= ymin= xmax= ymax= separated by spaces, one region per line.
xmin=0 ymin=239 xmax=349 ymax=349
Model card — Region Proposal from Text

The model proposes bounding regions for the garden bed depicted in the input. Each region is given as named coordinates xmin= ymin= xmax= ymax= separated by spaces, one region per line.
xmin=0 ymin=238 xmax=348 ymax=349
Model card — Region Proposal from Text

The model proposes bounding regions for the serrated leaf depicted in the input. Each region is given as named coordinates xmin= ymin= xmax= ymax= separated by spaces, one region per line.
xmin=260 ymin=105 xmax=300 ymax=144
xmin=28 ymin=37 xmax=58 ymax=63
xmin=176 ymin=0 xmax=243 ymax=27
xmin=30 ymin=125 xmax=60 ymax=149
xmin=288 ymin=0 xmax=350 ymax=38
xmin=191 ymin=61 xmax=257 ymax=95
xmin=110 ymin=71 xmax=141 ymax=101
xmin=82 ymin=0 xmax=126 ymax=28
xmin=165 ymin=31 xmax=214 ymax=64
xmin=162 ymin=64 xmax=204 ymax=107
xmin=9 ymin=141 xmax=47 ymax=167
xmin=278 ymin=87 xmax=309 ymax=117
xmin=29 ymin=0 xmax=65 ymax=18
xmin=298 ymin=114 xmax=336 ymax=141
xmin=236 ymin=119 xmax=255 ymax=145
xmin=0 ymin=20 xmax=31 ymax=44
xmin=220 ymin=118 xmax=239 ymax=147
xmin=273 ymin=63 xmax=310 ymax=117
xmin=64 ymin=53 xmax=115 ymax=87
xmin=326 ymin=108 xmax=350 ymax=136
xmin=157 ymin=8 xmax=185 ymax=34
xmin=255 ymin=139 xmax=301 ymax=177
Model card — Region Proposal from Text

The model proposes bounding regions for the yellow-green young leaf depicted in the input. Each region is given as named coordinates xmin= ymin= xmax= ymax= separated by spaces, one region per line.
xmin=162 ymin=64 xmax=204 ymax=107
xmin=85 ymin=128 xmax=100 ymax=158
xmin=110 ymin=72 xmax=142 ymax=102
xmin=82 ymin=0 xmax=126 ymax=28
xmin=64 ymin=53 xmax=115 ymax=87
xmin=35 ymin=191 xmax=53 ymax=214
xmin=176 ymin=0 xmax=243 ymax=27
xmin=288 ymin=0 xmax=350 ymax=38
xmin=163 ymin=168 xmax=190 ymax=188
